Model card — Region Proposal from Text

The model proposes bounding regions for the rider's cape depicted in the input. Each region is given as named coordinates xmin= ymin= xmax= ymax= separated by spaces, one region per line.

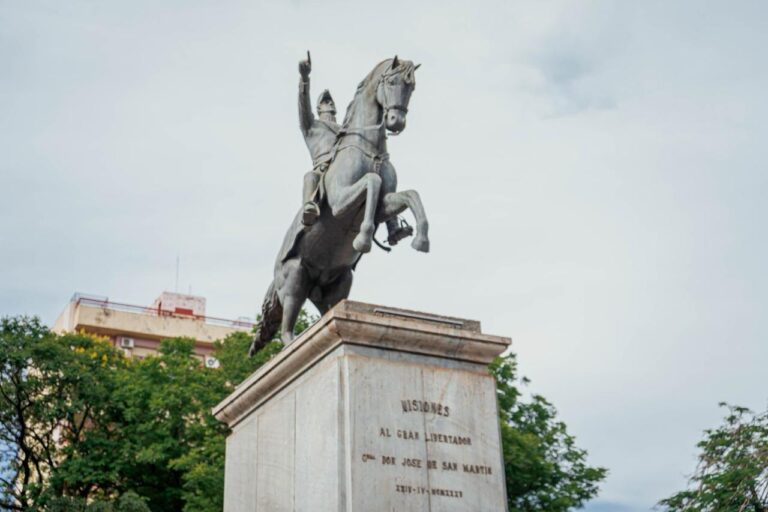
xmin=279 ymin=210 xmax=306 ymax=263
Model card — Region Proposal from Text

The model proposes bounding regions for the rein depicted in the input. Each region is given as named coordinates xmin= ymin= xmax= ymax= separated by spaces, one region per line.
xmin=336 ymin=68 xmax=408 ymax=145
xmin=332 ymin=68 xmax=409 ymax=162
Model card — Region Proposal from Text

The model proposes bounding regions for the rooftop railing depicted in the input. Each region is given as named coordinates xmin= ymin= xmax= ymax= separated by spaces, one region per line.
xmin=71 ymin=294 xmax=256 ymax=330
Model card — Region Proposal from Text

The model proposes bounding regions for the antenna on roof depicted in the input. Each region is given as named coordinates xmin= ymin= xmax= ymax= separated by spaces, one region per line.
xmin=175 ymin=255 xmax=180 ymax=292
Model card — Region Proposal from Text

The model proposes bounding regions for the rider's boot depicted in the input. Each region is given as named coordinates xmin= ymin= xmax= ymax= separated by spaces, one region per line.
xmin=302 ymin=172 xmax=321 ymax=226
xmin=386 ymin=218 xmax=413 ymax=246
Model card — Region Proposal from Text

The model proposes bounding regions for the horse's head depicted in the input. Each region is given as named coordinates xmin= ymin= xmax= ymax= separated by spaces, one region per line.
xmin=376 ymin=56 xmax=419 ymax=134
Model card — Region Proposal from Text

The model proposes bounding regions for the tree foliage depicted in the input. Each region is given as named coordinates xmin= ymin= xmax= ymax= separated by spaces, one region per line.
xmin=658 ymin=403 xmax=768 ymax=512
xmin=1 ymin=312 xmax=604 ymax=511
xmin=0 ymin=316 xmax=127 ymax=510
xmin=0 ymin=311 xmax=307 ymax=511
xmin=490 ymin=354 xmax=607 ymax=512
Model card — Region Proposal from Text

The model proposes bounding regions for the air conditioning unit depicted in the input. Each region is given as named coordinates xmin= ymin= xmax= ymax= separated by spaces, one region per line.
xmin=204 ymin=356 xmax=220 ymax=369
xmin=119 ymin=337 xmax=135 ymax=349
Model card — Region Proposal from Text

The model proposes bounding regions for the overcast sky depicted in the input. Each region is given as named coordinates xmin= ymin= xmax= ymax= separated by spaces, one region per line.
xmin=2 ymin=1 xmax=767 ymax=510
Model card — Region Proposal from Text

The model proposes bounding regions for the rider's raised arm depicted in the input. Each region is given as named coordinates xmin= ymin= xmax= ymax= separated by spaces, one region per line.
xmin=298 ymin=54 xmax=314 ymax=136
xmin=299 ymin=77 xmax=314 ymax=136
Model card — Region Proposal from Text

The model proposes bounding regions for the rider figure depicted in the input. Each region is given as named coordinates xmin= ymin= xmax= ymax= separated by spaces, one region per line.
xmin=298 ymin=52 xmax=413 ymax=245
xmin=299 ymin=52 xmax=339 ymax=226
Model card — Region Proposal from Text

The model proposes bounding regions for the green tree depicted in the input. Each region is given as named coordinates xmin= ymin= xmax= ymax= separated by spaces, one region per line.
xmin=106 ymin=337 xmax=227 ymax=511
xmin=0 ymin=316 xmax=127 ymax=510
xmin=657 ymin=403 xmax=768 ymax=512
xmin=2 ymin=311 xmax=606 ymax=511
xmin=491 ymin=354 xmax=607 ymax=512
xmin=94 ymin=309 xmax=315 ymax=512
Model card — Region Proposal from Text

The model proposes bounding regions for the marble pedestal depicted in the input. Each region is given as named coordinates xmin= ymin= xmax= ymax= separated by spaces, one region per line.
xmin=213 ymin=301 xmax=511 ymax=512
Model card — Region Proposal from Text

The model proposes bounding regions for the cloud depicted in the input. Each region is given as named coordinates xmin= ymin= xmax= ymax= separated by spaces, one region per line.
xmin=526 ymin=42 xmax=616 ymax=116
xmin=501 ymin=2 xmax=625 ymax=117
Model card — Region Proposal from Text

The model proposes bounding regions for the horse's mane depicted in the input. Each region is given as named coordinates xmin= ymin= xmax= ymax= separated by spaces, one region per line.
xmin=340 ymin=58 xmax=417 ymax=129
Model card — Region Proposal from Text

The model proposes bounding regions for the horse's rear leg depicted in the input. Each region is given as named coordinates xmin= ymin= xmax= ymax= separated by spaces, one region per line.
xmin=277 ymin=260 xmax=310 ymax=345
xmin=310 ymin=270 xmax=353 ymax=315
xmin=376 ymin=190 xmax=430 ymax=252
xmin=248 ymin=280 xmax=283 ymax=356
xmin=329 ymin=173 xmax=382 ymax=253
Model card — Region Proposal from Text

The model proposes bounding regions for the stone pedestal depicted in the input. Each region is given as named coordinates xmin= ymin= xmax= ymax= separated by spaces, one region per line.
xmin=213 ymin=301 xmax=511 ymax=512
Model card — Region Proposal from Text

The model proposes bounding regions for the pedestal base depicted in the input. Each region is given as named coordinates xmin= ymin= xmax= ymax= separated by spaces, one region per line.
xmin=213 ymin=301 xmax=511 ymax=512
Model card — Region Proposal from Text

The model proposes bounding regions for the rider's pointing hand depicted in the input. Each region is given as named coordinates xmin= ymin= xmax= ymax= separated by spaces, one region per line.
xmin=299 ymin=51 xmax=311 ymax=79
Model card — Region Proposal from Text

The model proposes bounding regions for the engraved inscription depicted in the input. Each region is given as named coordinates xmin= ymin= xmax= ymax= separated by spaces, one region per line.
xmin=360 ymin=399 xmax=498 ymax=503
xmin=425 ymin=431 xmax=471 ymax=446
xmin=431 ymin=488 xmax=464 ymax=498
xmin=379 ymin=427 xmax=472 ymax=446
xmin=463 ymin=464 xmax=492 ymax=475
xmin=402 ymin=457 xmax=422 ymax=468
xmin=396 ymin=484 xmax=464 ymax=498
xmin=368 ymin=454 xmax=494 ymax=476
xmin=378 ymin=426 xmax=472 ymax=446
xmin=401 ymin=399 xmax=450 ymax=417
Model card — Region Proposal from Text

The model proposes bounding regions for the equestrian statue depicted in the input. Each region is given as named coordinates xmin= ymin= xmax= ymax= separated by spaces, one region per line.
xmin=249 ymin=54 xmax=428 ymax=355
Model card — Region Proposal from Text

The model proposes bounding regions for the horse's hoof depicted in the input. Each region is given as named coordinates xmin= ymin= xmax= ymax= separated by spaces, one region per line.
xmin=353 ymin=223 xmax=374 ymax=253
xmin=411 ymin=236 xmax=430 ymax=253
xmin=353 ymin=234 xmax=372 ymax=253
xmin=248 ymin=339 xmax=264 ymax=357
xmin=281 ymin=332 xmax=296 ymax=346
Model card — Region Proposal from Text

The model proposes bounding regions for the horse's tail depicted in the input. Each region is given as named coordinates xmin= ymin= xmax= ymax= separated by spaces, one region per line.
xmin=248 ymin=281 xmax=283 ymax=357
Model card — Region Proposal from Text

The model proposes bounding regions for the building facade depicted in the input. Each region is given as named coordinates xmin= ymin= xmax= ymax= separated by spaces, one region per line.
xmin=53 ymin=292 xmax=255 ymax=366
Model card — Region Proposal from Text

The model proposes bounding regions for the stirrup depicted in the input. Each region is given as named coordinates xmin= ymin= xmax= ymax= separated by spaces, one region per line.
xmin=387 ymin=225 xmax=413 ymax=246
xmin=302 ymin=202 xmax=320 ymax=226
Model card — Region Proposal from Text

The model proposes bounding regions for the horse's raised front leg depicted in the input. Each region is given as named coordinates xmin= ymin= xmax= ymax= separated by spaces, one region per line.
xmin=329 ymin=173 xmax=382 ymax=253
xmin=376 ymin=190 xmax=430 ymax=253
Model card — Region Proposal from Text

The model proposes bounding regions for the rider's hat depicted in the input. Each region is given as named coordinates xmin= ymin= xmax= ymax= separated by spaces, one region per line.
xmin=317 ymin=89 xmax=336 ymax=115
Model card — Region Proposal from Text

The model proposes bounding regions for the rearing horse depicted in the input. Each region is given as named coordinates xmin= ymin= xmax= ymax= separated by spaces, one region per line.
xmin=249 ymin=57 xmax=429 ymax=354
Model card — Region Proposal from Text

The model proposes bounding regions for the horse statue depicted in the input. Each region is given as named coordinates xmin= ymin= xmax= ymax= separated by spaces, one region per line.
xmin=248 ymin=56 xmax=429 ymax=355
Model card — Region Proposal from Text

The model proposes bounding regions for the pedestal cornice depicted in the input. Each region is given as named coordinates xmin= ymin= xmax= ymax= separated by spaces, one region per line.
xmin=213 ymin=300 xmax=511 ymax=427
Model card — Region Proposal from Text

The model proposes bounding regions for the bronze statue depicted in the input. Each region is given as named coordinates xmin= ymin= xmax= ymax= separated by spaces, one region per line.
xmin=249 ymin=55 xmax=428 ymax=355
